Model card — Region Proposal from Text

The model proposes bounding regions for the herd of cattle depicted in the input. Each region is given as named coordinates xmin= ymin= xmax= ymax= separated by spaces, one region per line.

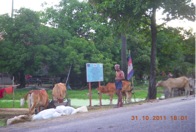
xmin=20 ymin=76 xmax=195 ymax=115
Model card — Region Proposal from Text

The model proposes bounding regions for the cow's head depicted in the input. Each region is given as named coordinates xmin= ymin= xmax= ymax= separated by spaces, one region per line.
xmin=156 ymin=81 xmax=162 ymax=87
xmin=47 ymin=100 xmax=56 ymax=109
xmin=96 ymin=86 xmax=108 ymax=94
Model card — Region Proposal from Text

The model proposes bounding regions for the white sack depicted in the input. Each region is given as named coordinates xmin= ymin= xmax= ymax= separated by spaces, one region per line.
xmin=55 ymin=105 xmax=75 ymax=115
xmin=32 ymin=108 xmax=56 ymax=120
xmin=71 ymin=106 xmax=88 ymax=115
xmin=52 ymin=111 xmax=62 ymax=118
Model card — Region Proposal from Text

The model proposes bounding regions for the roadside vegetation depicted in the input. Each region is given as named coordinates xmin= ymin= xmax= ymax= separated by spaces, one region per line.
xmin=0 ymin=84 xmax=163 ymax=108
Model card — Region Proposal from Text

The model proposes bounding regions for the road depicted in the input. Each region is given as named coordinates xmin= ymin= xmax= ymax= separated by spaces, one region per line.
xmin=1 ymin=96 xmax=195 ymax=132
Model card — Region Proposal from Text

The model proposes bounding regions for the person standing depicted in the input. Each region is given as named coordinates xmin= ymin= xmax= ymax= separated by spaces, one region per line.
xmin=114 ymin=64 xmax=125 ymax=108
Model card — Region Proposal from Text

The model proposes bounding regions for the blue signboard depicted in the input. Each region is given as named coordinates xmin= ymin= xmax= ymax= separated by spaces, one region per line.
xmin=86 ymin=63 xmax=104 ymax=82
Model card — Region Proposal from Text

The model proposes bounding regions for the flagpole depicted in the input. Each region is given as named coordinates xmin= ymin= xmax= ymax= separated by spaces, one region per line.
xmin=127 ymin=49 xmax=136 ymax=102
xmin=129 ymin=50 xmax=134 ymax=86
xmin=128 ymin=49 xmax=130 ymax=81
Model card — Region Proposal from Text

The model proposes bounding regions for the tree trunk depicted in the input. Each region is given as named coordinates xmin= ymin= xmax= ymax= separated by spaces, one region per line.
xmin=121 ymin=33 xmax=127 ymax=79
xmin=19 ymin=70 xmax=26 ymax=88
xmin=148 ymin=7 xmax=157 ymax=99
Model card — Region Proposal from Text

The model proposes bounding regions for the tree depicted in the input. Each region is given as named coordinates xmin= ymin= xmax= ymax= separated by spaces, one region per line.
xmin=157 ymin=27 xmax=195 ymax=77
xmin=41 ymin=0 xmax=119 ymax=85
xmin=0 ymin=8 xmax=41 ymax=87
xmin=140 ymin=0 xmax=195 ymax=99
xmin=89 ymin=0 xmax=144 ymax=77
xmin=89 ymin=0 xmax=195 ymax=99
xmin=127 ymin=31 xmax=151 ymax=80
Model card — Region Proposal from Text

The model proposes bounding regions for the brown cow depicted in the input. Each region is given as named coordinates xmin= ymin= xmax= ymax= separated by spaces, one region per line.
xmin=20 ymin=89 xmax=49 ymax=115
xmin=97 ymin=80 xmax=132 ymax=106
xmin=52 ymin=83 xmax=67 ymax=103
xmin=121 ymin=80 xmax=132 ymax=103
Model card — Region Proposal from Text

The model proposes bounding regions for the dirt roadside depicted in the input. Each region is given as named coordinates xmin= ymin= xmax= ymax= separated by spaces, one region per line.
xmin=0 ymin=108 xmax=29 ymax=125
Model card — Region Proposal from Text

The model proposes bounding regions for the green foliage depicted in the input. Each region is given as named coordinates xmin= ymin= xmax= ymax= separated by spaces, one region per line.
xmin=157 ymin=27 xmax=195 ymax=76
xmin=0 ymin=0 xmax=195 ymax=90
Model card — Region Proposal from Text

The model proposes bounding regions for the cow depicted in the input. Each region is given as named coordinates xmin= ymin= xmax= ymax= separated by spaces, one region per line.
xmin=189 ymin=78 xmax=195 ymax=96
xmin=52 ymin=83 xmax=67 ymax=103
xmin=156 ymin=76 xmax=192 ymax=98
xmin=96 ymin=80 xmax=132 ymax=106
xmin=121 ymin=80 xmax=132 ymax=103
xmin=20 ymin=89 xmax=49 ymax=115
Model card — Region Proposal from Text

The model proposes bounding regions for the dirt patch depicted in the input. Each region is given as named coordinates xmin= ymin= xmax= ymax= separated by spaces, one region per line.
xmin=0 ymin=103 xmax=139 ymax=127
xmin=0 ymin=108 xmax=29 ymax=126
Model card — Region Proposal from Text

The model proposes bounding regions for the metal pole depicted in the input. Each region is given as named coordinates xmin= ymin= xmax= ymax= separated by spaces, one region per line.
xmin=89 ymin=82 xmax=92 ymax=107
xmin=98 ymin=82 xmax=102 ymax=106
xmin=65 ymin=64 xmax=72 ymax=85
xmin=12 ymin=76 xmax=15 ymax=107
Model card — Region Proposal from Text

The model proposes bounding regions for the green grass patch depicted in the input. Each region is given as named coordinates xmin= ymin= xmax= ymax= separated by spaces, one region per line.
xmin=0 ymin=119 xmax=6 ymax=127
xmin=0 ymin=85 xmax=164 ymax=108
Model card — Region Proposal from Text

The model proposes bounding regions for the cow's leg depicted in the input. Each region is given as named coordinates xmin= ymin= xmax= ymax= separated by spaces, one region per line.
xmin=126 ymin=92 xmax=131 ymax=103
xmin=167 ymin=88 xmax=171 ymax=98
xmin=27 ymin=94 xmax=33 ymax=114
xmin=29 ymin=103 xmax=36 ymax=115
xmin=185 ymin=88 xmax=190 ymax=98
xmin=185 ymin=83 xmax=191 ymax=98
xmin=124 ymin=92 xmax=127 ymax=104
xmin=171 ymin=88 xmax=174 ymax=97
xmin=121 ymin=92 xmax=125 ymax=104
xmin=109 ymin=94 xmax=113 ymax=105
xmin=123 ymin=94 xmax=126 ymax=104
xmin=125 ymin=92 xmax=129 ymax=103
xmin=44 ymin=100 xmax=49 ymax=110
xmin=168 ymin=88 xmax=172 ymax=98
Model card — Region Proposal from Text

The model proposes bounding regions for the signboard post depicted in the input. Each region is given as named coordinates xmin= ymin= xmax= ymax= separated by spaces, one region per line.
xmin=86 ymin=63 xmax=103 ymax=106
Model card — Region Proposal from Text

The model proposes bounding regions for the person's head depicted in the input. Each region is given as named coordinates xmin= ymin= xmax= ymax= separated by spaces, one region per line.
xmin=114 ymin=64 xmax=120 ymax=71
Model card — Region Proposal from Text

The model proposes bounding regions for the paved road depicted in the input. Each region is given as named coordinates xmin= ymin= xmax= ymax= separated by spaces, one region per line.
xmin=1 ymin=96 xmax=195 ymax=132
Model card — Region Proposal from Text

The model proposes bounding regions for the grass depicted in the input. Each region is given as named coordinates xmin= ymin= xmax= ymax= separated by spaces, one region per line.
xmin=0 ymin=119 xmax=6 ymax=127
xmin=0 ymin=84 xmax=164 ymax=108
xmin=0 ymin=84 xmax=165 ymax=127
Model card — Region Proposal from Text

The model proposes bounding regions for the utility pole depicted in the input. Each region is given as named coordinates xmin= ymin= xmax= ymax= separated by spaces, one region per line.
xmin=11 ymin=0 xmax=14 ymax=18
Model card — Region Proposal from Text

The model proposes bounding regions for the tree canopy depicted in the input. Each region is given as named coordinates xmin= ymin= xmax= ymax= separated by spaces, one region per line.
xmin=0 ymin=0 xmax=195 ymax=93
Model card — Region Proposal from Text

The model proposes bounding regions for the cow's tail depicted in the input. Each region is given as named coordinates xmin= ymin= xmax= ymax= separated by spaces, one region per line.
xmin=20 ymin=98 xmax=25 ymax=107
xmin=20 ymin=91 xmax=32 ymax=107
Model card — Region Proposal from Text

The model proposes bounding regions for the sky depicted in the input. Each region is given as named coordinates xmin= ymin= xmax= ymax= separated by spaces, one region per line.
xmin=0 ymin=0 xmax=195 ymax=32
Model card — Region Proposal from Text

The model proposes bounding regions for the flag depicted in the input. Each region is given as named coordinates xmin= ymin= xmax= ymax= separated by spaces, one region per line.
xmin=127 ymin=54 xmax=134 ymax=80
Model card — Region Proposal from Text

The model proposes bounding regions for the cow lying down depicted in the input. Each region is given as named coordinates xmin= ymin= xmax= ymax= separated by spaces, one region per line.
xmin=7 ymin=105 xmax=88 ymax=125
